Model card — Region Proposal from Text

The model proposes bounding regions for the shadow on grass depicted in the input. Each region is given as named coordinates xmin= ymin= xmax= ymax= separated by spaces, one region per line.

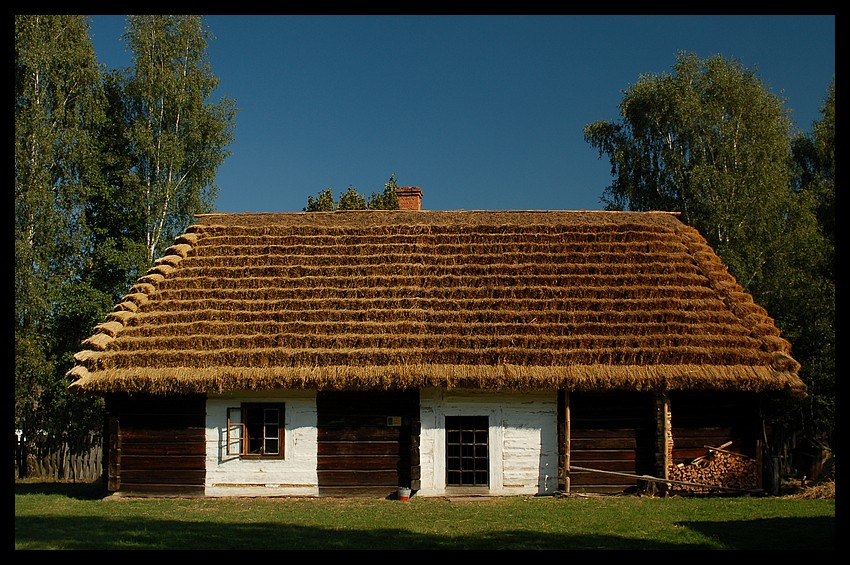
xmin=14 ymin=514 xmax=837 ymax=550
xmin=15 ymin=482 xmax=836 ymax=550
xmin=679 ymin=517 xmax=836 ymax=551
xmin=14 ymin=514 xmax=704 ymax=550
xmin=15 ymin=480 xmax=107 ymax=501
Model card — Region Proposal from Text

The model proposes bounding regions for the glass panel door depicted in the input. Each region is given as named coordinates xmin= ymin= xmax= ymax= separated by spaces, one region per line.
xmin=446 ymin=416 xmax=489 ymax=486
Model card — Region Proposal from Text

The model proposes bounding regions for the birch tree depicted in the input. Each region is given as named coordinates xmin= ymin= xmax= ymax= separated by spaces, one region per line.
xmin=123 ymin=15 xmax=236 ymax=262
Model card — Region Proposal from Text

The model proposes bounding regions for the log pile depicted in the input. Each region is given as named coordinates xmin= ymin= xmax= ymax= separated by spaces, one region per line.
xmin=667 ymin=442 xmax=760 ymax=494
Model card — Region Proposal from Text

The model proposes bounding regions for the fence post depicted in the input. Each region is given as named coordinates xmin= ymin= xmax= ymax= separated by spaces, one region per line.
xmin=14 ymin=433 xmax=103 ymax=482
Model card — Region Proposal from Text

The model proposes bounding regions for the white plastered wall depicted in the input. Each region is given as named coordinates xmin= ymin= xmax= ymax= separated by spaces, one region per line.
xmin=204 ymin=390 xmax=319 ymax=497
xmin=417 ymin=388 xmax=558 ymax=497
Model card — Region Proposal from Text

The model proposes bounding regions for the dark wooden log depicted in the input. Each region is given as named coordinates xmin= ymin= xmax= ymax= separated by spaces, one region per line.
xmin=317 ymin=390 xmax=419 ymax=494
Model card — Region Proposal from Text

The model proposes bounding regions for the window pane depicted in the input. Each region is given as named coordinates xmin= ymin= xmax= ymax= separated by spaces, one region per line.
xmin=265 ymin=438 xmax=279 ymax=455
xmin=248 ymin=436 xmax=263 ymax=454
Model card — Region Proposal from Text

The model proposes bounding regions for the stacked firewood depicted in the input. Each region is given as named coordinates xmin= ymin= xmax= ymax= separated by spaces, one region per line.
xmin=667 ymin=442 xmax=760 ymax=494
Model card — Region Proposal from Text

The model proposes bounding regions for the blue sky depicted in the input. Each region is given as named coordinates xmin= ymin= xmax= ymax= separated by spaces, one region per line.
xmin=87 ymin=15 xmax=835 ymax=214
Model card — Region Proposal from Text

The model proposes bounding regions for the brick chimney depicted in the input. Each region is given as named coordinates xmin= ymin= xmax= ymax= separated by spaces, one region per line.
xmin=396 ymin=186 xmax=423 ymax=211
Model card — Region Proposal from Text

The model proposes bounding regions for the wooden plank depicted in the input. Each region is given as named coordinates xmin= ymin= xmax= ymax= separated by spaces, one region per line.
xmin=106 ymin=392 xmax=206 ymax=413
xmin=318 ymin=486 xmax=397 ymax=498
xmin=121 ymin=442 xmax=206 ymax=456
xmin=672 ymin=436 xmax=736 ymax=449
xmin=569 ymin=485 xmax=635 ymax=494
xmin=115 ymin=484 xmax=205 ymax=497
xmin=570 ymin=459 xmax=638 ymax=473
xmin=569 ymin=450 xmax=637 ymax=461
xmin=319 ymin=442 xmax=404 ymax=456
xmin=569 ymin=437 xmax=639 ymax=450
xmin=671 ymin=427 xmax=735 ymax=437
xmin=120 ymin=455 xmax=205 ymax=471
xmin=569 ymin=473 xmax=636 ymax=486
xmin=115 ymin=415 xmax=207 ymax=428
xmin=317 ymin=455 xmax=402 ymax=470
xmin=119 ymin=469 xmax=206 ymax=484
xmin=318 ymin=415 xmax=415 ymax=428
xmin=316 ymin=390 xmax=419 ymax=413
xmin=318 ymin=427 xmax=405 ymax=441
xmin=669 ymin=392 xmax=759 ymax=428
xmin=568 ymin=428 xmax=644 ymax=438
xmin=317 ymin=470 xmax=401 ymax=486
xmin=119 ymin=428 xmax=206 ymax=442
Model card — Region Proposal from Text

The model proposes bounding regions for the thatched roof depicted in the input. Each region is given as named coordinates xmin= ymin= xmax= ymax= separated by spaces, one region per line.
xmin=67 ymin=210 xmax=805 ymax=397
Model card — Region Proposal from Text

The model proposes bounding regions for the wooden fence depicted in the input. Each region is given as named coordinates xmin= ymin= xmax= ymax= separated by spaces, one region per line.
xmin=15 ymin=434 xmax=103 ymax=482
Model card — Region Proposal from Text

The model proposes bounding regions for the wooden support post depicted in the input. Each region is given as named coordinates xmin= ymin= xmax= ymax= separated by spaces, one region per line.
xmin=107 ymin=417 xmax=120 ymax=492
xmin=410 ymin=417 xmax=421 ymax=492
xmin=557 ymin=390 xmax=572 ymax=494
xmin=656 ymin=391 xmax=671 ymax=496
xmin=565 ymin=391 xmax=571 ymax=494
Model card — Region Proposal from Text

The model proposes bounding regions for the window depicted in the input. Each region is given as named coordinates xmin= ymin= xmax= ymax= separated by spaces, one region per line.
xmin=227 ymin=403 xmax=285 ymax=458
xmin=446 ymin=415 xmax=489 ymax=486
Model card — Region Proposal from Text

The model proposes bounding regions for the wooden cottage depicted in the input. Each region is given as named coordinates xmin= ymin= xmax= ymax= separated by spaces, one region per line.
xmin=67 ymin=189 xmax=806 ymax=498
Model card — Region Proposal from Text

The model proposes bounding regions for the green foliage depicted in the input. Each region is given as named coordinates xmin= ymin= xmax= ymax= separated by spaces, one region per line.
xmin=770 ymin=79 xmax=835 ymax=441
xmin=338 ymin=186 xmax=367 ymax=210
xmin=304 ymin=174 xmax=401 ymax=211
xmin=83 ymin=69 xmax=152 ymax=303
xmin=585 ymin=52 xmax=835 ymax=443
xmin=792 ymin=79 xmax=835 ymax=252
xmin=305 ymin=187 xmax=336 ymax=211
xmin=15 ymin=15 xmax=105 ymax=439
xmin=585 ymin=52 xmax=796 ymax=290
xmin=368 ymin=173 xmax=401 ymax=210
xmin=121 ymin=15 xmax=237 ymax=262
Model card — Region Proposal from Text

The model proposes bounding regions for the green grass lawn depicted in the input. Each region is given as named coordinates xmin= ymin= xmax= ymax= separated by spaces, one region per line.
xmin=15 ymin=481 xmax=835 ymax=550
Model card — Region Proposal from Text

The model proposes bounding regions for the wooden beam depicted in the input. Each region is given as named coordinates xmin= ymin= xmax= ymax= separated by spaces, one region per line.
xmin=661 ymin=392 xmax=671 ymax=480
xmin=565 ymin=391 xmax=571 ymax=494
xmin=568 ymin=465 xmax=762 ymax=494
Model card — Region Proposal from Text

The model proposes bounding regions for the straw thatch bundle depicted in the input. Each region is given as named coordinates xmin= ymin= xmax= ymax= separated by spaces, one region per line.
xmin=66 ymin=210 xmax=805 ymax=396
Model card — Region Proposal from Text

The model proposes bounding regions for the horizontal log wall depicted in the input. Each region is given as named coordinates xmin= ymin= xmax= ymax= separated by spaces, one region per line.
xmin=105 ymin=393 xmax=207 ymax=496
xmin=317 ymin=390 xmax=419 ymax=497
xmin=667 ymin=391 xmax=762 ymax=493
xmin=567 ymin=391 xmax=655 ymax=494
xmin=668 ymin=392 xmax=760 ymax=462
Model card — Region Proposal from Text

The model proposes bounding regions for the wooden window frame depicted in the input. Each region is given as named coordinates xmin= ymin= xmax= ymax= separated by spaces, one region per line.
xmin=226 ymin=403 xmax=285 ymax=459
